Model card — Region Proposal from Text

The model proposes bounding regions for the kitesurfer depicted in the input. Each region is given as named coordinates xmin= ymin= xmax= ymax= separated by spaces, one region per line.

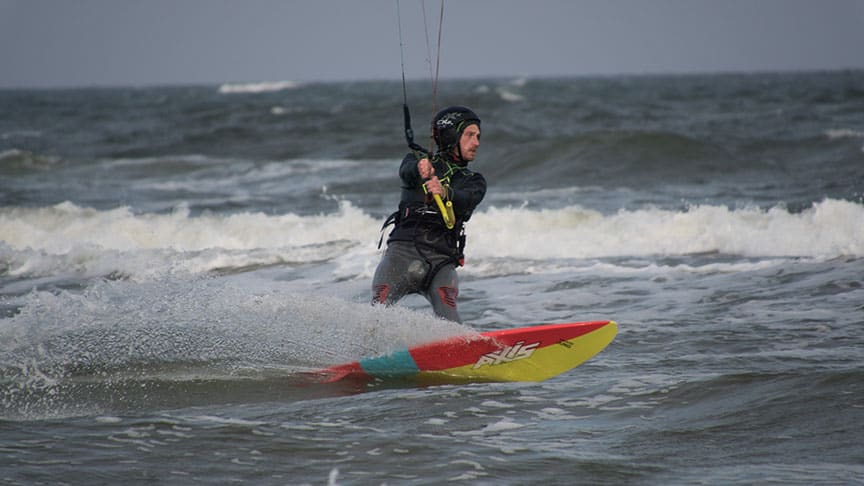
xmin=372 ymin=106 xmax=486 ymax=323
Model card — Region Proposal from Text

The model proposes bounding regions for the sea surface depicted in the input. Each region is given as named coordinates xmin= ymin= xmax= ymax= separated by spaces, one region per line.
xmin=1 ymin=71 xmax=863 ymax=485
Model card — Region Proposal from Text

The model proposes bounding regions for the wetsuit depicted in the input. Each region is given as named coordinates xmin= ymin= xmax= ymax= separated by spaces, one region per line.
xmin=372 ymin=151 xmax=487 ymax=322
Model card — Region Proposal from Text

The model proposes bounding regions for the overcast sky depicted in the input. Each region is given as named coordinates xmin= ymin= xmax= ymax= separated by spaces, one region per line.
xmin=1 ymin=0 xmax=863 ymax=88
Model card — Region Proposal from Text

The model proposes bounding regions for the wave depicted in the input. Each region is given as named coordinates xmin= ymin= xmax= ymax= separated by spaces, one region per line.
xmin=824 ymin=128 xmax=864 ymax=140
xmin=0 ymin=148 xmax=61 ymax=172
xmin=217 ymin=80 xmax=300 ymax=94
xmin=0 ymin=200 xmax=379 ymax=280
xmin=1 ymin=199 xmax=862 ymax=281
xmin=483 ymin=129 xmax=737 ymax=190
xmin=1 ymin=129 xmax=43 ymax=140
xmin=468 ymin=198 xmax=864 ymax=261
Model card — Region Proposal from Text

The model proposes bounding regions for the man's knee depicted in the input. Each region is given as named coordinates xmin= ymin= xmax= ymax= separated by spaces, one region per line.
xmin=436 ymin=286 xmax=458 ymax=308
xmin=372 ymin=283 xmax=390 ymax=304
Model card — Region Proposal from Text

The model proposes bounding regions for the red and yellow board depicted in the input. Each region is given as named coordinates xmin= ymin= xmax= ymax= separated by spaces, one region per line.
xmin=319 ymin=320 xmax=617 ymax=385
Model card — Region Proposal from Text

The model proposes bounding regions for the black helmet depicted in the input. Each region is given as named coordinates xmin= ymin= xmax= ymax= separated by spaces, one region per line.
xmin=432 ymin=106 xmax=481 ymax=151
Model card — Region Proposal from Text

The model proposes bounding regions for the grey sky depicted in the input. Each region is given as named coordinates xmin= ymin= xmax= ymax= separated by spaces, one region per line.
xmin=1 ymin=0 xmax=863 ymax=88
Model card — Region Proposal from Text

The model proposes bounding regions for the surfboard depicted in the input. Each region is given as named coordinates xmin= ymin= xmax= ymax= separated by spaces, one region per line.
xmin=318 ymin=320 xmax=617 ymax=385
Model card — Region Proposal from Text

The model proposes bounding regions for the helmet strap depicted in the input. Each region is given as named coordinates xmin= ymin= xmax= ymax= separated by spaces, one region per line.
xmin=454 ymin=144 xmax=465 ymax=163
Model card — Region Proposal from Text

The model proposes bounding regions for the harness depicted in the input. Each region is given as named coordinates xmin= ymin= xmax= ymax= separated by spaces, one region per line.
xmin=378 ymin=205 xmax=466 ymax=254
xmin=378 ymin=156 xmax=470 ymax=289
xmin=379 ymin=207 xmax=466 ymax=288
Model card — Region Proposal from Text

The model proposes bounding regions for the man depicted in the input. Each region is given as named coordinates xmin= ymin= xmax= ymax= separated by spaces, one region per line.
xmin=372 ymin=106 xmax=486 ymax=323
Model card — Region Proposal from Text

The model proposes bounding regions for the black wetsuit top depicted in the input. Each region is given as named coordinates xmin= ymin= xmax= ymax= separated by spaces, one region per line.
xmin=386 ymin=151 xmax=487 ymax=261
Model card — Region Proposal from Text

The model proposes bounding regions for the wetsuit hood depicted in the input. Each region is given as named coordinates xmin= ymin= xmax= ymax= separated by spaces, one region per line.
xmin=432 ymin=106 xmax=480 ymax=158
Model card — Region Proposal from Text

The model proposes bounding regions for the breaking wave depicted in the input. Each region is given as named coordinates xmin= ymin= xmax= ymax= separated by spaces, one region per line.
xmin=1 ymin=198 xmax=862 ymax=282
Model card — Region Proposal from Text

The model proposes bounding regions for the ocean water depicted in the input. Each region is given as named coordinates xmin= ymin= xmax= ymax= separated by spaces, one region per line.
xmin=1 ymin=71 xmax=863 ymax=485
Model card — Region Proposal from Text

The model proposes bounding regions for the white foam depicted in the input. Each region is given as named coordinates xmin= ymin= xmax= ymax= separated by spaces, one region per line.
xmin=496 ymin=88 xmax=525 ymax=103
xmin=0 ymin=200 xmax=379 ymax=278
xmin=469 ymin=199 xmax=864 ymax=260
xmin=825 ymin=128 xmax=864 ymax=139
xmin=509 ymin=77 xmax=528 ymax=87
xmin=218 ymin=80 xmax=300 ymax=94
xmin=2 ymin=199 xmax=862 ymax=280
xmin=0 ymin=149 xmax=25 ymax=159
xmin=453 ymin=419 xmax=525 ymax=436
xmin=462 ymin=258 xmax=790 ymax=279
xmin=1 ymin=130 xmax=42 ymax=140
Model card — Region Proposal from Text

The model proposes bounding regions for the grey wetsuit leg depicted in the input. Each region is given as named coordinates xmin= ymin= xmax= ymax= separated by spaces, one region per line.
xmin=372 ymin=241 xmax=462 ymax=323
xmin=371 ymin=241 xmax=427 ymax=305
xmin=425 ymin=262 xmax=461 ymax=323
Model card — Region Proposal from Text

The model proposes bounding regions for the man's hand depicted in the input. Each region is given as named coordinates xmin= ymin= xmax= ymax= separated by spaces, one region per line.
xmin=417 ymin=158 xmax=435 ymax=180
xmin=424 ymin=176 xmax=444 ymax=197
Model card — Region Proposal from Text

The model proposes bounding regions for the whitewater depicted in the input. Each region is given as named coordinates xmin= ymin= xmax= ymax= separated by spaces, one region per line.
xmin=2 ymin=198 xmax=861 ymax=281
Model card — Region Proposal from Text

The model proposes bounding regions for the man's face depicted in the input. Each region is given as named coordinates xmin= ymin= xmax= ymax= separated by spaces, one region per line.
xmin=457 ymin=124 xmax=481 ymax=162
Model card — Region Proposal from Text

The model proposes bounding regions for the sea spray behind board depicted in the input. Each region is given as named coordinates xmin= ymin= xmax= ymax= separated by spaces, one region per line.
xmin=0 ymin=276 xmax=473 ymax=420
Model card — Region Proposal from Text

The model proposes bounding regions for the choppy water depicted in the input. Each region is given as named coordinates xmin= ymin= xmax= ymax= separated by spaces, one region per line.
xmin=2 ymin=71 xmax=863 ymax=484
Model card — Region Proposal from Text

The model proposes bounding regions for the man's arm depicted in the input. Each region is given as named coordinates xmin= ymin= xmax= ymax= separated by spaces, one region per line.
xmin=449 ymin=172 xmax=486 ymax=218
